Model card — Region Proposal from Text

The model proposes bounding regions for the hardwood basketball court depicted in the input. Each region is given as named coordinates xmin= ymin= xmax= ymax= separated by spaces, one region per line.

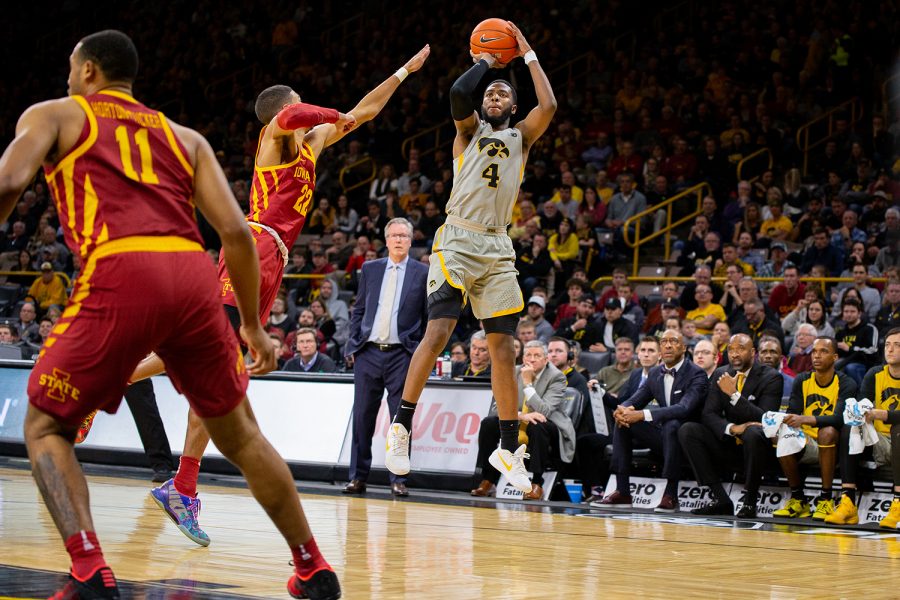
xmin=1 ymin=461 xmax=899 ymax=598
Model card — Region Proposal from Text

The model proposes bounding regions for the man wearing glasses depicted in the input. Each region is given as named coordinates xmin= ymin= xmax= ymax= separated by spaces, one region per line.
xmin=344 ymin=218 xmax=429 ymax=497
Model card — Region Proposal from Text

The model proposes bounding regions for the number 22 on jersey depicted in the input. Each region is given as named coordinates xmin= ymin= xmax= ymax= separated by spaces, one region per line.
xmin=293 ymin=183 xmax=313 ymax=215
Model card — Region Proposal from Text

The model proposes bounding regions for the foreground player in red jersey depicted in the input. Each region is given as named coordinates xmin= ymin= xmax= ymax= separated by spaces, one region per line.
xmin=0 ymin=30 xmax=340 ymax=599
xmin=126 ymin=46 xmax=430 ymax=554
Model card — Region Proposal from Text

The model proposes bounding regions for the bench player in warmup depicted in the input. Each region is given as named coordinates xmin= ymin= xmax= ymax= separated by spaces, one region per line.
xmin=0 ymin=30 xmax=343 ymax=599
xmin=125 ymin=46 xmax=431 ymax=554
xmin=384 ymin=21 xmax=556 ymax=492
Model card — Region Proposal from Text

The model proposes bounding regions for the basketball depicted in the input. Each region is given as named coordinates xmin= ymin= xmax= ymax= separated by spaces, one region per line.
xmin=470 ymin=18 xmax=517 ymax=65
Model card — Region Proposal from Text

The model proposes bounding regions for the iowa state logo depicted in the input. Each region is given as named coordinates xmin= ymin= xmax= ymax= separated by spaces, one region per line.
xmin=477 ymin=137 xmax=510 ymax=159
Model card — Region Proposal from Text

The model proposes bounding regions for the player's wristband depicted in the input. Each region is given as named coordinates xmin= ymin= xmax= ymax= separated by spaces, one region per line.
xmin=523 ymin=50 xmax=538 ymax=64
xmin=395 ymin=67 xmax=409 ymax=82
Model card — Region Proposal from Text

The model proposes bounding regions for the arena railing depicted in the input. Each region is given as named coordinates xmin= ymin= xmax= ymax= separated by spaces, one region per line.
xmin=736 ymin=147 xmax=773 ymax=184
xmin=795 ymin=97 xmax=863 ymax=176
xmin=589 ymin=275 xmax=886 ymax=297
xmin=621 ymin=182 xmax=711 ymax=277
xmin=400 ymin=122 xmax=456 ymax=161
xmin=339 ymin=156 xmax=378 ymax=194
xmin=204 ymin=65 xmax=257 ymax=103
xmin=548 ymin=51 xmax=598 ymax=84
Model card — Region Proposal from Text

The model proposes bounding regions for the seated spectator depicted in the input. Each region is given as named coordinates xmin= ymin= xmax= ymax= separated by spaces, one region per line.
xmin=679 ymin=265 xmax=722 ymax=312
xmin=832 ymin=262 xmax=882 ymax=322
xmin=691 ymin=338 xmax=718 ymax=379
xmin=782 ymin=297 xmax=835 ymax=339
xmin=324 ymin=230 xmax=354 ymax=270
xmin=597 ymin=268 xmax=639 ymax=309
xmin=800 ymin=228 xmax=843 ymax=276
xmin=414 ymin=201 xmax=444 ymax=246
xmin=593 ymin=298 xmax=640 ymax=353
xmin=758 ymin=198 xmax=792 ymax=242
xmin=604 ymin=173 xmax=647 ymax=251
xmin=606 ymin=141 xmax=643 ymax=182
xmin=356 ymin=200 xmax=389 ymax=241
xmin=578 ymin=187 xmax=606 ymax=229
xmin=756 ymin=241 xmax=794 ymax=282
xmin=643 ymin=283 xmax=684 ymax=334
xmin=717 ymin=264 xmax=746 ymax=314
xmin=449 ymin=341 xmax=468 ymax=369
xmin=679 ymin=231 xmax=723 ymax=277
xmin=788 ymin=323 xmax=817 ymax=374
xmin=685 ymin=284 xmax=726 ymax=336
xmin=335 ymin=194 xmax=359 ymax=235
xmin=0 ymin=323 xmax=35 ymax=360
xmin=307 ymin=197 xmax=337 ymax=235
xmin=547 ymin=337 xmax=590 ymax=406
xmin=713 ymin=243 xmax=755 ymax=277
xmin=555 ymin=296 xmax=602 ymax=351
xmin=470 ymin=341 xmax=573 ymax=500
xmin=284 ymin=250 xmax=312 ymax=305
xmin=521 ymin=160 xmax=556 ymax=203
xmin=399 ymin=178 xmax=430 ymax=212
xmin=344 ymin=234 xmax=371 ymax=274
xmin=26 ymin=262 xmax=66 ymax=312
xmin=310 ymin=251 xmax=335 ymax=292
xmin=772 ymin=338 xmax=856 ymax=520
xmin=735 ymin=231 xmax=764 ymax=272
xmin=681 ymin=320 xmax=702 ymax=351
xmin=758 ymin=335 xmax=796 ymax=397
xmin=369 ymin=164 xmax=398 ymax=204
xmin=516 ymin=321 xmax=537 ymax=346
xmin=396 ymin=157 xmax=431 ymax=196
xmin=515 ymin=233 xmax=552 ymax=298
xmin=732 ymin=299 xmax=785 ymax=349
xmin=615 ymin=281 xmax=645 ymax=330
xmin=538 ymin=200 xmax=563 ymax=239
xmin=30 ymin=226 xmax=69 ymax=272
xmin=593 ymin=337 xmax=637 ymax=397
xmin=768 ymin=265 xmax=806 ymax=319
xmin=283 ymin=327 xmax=338 ymax=373
xmin=830 ymin=210 xmax=867 ymax=256
xmin=710 ymin=322 xmax=731 ymax=367
xmin=550 ymin=170 xmax=584 ymax=204
xmin=599 ymin=330 xmax=709 ymax=512
xmin=553 ymin=279 xmax=588 ymax=328
xmin=452 ymin=330 xmax=491 ymax=378
xmin=266 ymin=296 xmax=294 ymax=338
xmin=835 ymin=298 xmax=879 ymax=385
xmin=549 ymin=218 xmax=579 ymax=290
xmin=520 ymin=296 xmax=554 ymax=343
xmin=270 ymin=334 xmax=287 ymax=370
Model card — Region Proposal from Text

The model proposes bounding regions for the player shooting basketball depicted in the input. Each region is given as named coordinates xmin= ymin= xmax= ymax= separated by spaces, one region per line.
xmin=384 ymin=21 xmax=556 ymax=492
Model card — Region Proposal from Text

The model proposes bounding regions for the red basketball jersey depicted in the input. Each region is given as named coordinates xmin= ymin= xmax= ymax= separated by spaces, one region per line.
xmin=43 ymin=90 xmax=200 ymax=259
xmin=247 ymin=129 xmax=317 ymax=247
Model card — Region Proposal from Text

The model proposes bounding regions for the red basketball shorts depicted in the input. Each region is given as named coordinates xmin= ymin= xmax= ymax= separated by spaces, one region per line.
xmin=217 ymin=229 xmax=284 ymax=326
xmin=28 ymin=239 xmax=249 ymax=426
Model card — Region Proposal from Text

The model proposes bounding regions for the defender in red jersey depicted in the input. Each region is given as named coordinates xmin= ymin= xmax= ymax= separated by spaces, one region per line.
xmin=0 ymin=30 xmax=340 ymax=599
xmin=126 ymin=46 xmax=431 ymax=563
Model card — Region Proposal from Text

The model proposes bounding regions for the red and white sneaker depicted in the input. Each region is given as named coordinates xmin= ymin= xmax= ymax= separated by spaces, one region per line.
xmin=287 ymin=567 xmax=341 ymax=600
xmin=75 ymin=410 xmax=98 ymax=444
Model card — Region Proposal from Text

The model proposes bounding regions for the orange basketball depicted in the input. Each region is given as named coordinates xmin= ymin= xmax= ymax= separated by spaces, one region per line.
xmin=470 ymin=18 xmax=517 ymax=65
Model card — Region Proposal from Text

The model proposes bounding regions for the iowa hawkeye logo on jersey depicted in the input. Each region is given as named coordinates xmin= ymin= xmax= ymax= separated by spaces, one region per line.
xmin=477 ymin=137 xmax=510 ymax=159
xmin=882 ymin=389 xmax=900 ymax=412
xmin=805 ymin=393 xmax=835 ymax=416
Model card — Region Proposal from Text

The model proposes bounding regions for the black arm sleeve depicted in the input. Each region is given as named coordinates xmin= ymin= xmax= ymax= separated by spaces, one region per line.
xmin=450 ymin=60 xmax=490 ymax=121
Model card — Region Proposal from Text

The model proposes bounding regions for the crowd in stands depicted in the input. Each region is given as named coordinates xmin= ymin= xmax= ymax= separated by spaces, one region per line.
xmin=1 ymin=0 xmax=899 ymax=379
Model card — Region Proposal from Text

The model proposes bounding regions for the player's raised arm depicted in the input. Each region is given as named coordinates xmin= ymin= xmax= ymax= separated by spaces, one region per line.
xmin=182 ymin=126 xmax=275 ymax=375
xmin=308 ymin=44 xmax=431 ymax=154
xmin=0 ymin=102 xmax=63 ymax=221
xmin=508 ymin=21 xmax=556 ymax=151
xmin=449 ymin=53 xmax=502 ymax=151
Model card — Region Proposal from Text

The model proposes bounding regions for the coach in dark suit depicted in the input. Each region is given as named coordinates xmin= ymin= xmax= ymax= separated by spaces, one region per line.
xmin=599 ymin=329 xmax=708 ymax=512
xmin=679 ymin=333 xmax=782 ymax=518
xmin=344 ymin=218 xmax=428 ymax=497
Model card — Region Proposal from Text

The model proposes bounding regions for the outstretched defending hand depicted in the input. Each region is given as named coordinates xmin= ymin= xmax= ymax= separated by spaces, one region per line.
xmin=241 ymin=324 xmax=278 ymax=376
xmin=506 ymin=21 xmax=532 ymax=59
xmin=404 ymin=44 xmax=431 ymax=73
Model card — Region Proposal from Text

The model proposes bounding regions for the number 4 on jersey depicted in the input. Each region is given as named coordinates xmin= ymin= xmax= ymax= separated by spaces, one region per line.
xmin=481 ymin=163 xmax=499 ymax=189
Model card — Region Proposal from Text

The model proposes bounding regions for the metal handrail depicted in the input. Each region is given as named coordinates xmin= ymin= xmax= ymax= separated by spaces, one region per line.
xmin=736 ymin=147 xmax=774 ymax=183
xmin=204 ymin=65 xmax=256 ymax=101
xmin=795 ymin=97 xmax=863 ymax=176
xmin=548 ymin=51 xmax=596 ymax=83
xmin=400 ymin=122 xmax=455 ymax=161
xmin=589 ymin=274 xmax=885 ymax=290
xmin=620 ymin=182 xmax=712 ymax=277
xmin=339 ymin=156 xmax=378 ymax=194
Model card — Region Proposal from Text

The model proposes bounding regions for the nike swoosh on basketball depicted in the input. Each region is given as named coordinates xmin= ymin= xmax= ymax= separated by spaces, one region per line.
xmin=480 ymin=35 xmax=502 ymax=43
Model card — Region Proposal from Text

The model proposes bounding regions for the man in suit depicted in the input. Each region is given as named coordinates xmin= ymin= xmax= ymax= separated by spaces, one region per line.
xmin=679 ymin=334 xmax=783 ymax=517
xmin=344 ymin=218 xmax=428 ymax=496
xmin=471 ymin=340 xmax=575 ymax=500
xmin=283 ymin=328 xmax=338 ymax=373
xmin=600 ymin=330 xmax=709 ymax=512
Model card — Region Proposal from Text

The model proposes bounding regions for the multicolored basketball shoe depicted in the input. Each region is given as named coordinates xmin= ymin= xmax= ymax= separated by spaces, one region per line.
xmin=149 ymin=478 xmax=210 ymax=547
xmin=49 ymin=566 xmax=120 ymax=599
xmin=75 ymin=410 xmax=98 ymax=444
xmin=287 ymin=567 xmax=342 ymax=600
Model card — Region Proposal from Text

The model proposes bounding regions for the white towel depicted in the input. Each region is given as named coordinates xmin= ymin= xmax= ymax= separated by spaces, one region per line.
xmin=590 ymin=388 xmax=609 ymax=437
xmin=843 ymin=398 xmax=879 ymax=455
xmin=762 ymin=411 xmax=808 ymax=457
